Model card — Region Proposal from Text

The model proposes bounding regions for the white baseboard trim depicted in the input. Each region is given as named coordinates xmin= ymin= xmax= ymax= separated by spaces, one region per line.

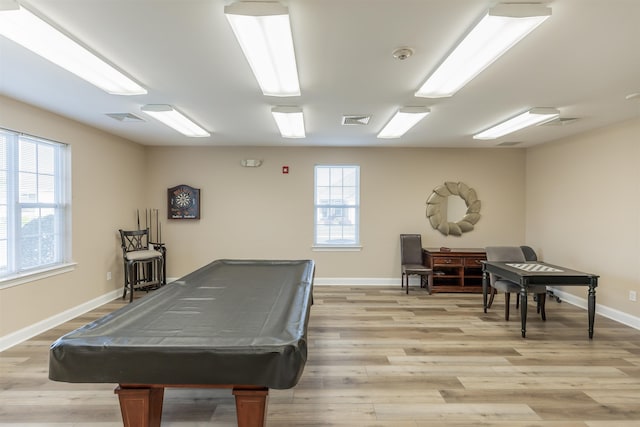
xmin=0 ymin=289 xmax=121 ymax=352
xmin=314 ymin=277 xmax=399 ymax=286
xmin=548 ymin=287 xmax=640 ymax=330
xmin=3 ymin=281 xmax=637 ymax=352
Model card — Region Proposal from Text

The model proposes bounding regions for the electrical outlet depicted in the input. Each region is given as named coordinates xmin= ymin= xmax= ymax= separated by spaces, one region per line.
xmin=106 ymin=271 xmax=112 ymax=281
xmin=630 ymin=291 xmax=637 ymax=302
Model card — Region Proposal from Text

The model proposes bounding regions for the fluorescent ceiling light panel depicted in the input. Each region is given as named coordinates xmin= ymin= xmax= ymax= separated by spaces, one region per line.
xmin=377 ymin=107 xmax=430 ymax=139
xmin=415 ymin=3 xmax=551 ymax=98
xmin=271 ymin=106 xmax=305 ymax=138
xmin=225 ymin=1 xmax=300 ymax=97
xmin=0 ymin=1 xmax=146 ymax=95
xmin=473 ymin=108 xmax=560 ymax=140
xmin=141 ymin=105 xmax=210 ymax=137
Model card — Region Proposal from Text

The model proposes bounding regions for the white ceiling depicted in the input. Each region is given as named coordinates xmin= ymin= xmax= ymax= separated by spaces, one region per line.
xmin=1 ymin=0 xmax=639 ymax=148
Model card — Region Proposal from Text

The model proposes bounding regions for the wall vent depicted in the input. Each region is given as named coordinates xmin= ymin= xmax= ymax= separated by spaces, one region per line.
xmin=341 ymin=115 xmax=371 ymax=126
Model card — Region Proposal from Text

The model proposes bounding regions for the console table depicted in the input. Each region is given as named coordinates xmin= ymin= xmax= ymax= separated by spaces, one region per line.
xmin=422 ymin=248 xmax=486 ymax=293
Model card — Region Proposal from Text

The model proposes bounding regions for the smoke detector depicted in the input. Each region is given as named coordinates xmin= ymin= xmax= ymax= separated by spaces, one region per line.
xmin=392 ymin=47 xmax=414 ymax=61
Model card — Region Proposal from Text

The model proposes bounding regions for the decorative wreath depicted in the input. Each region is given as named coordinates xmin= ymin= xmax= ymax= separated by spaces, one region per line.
xmin=426 ymin=181 xmax=481 ymax=236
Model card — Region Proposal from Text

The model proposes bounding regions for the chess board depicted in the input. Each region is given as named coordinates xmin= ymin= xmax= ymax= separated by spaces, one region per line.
xmin=506 ymin=263 xmax=564 ymax=273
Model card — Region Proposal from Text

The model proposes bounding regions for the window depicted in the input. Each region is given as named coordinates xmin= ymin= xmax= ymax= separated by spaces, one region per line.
xmin=314 ymin=165 xmax=359 ymax=246
xmin=0 ymin=128 xmax=70 ymax=281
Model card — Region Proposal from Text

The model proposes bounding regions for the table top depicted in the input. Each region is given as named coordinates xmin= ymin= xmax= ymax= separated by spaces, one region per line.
xmin=423 ymin=247 xmax=486 ymax=255
xmin=482 ymin=261 xmax=598 ymax=286
xmin=49 ymin=259 xmax=315 ymax=389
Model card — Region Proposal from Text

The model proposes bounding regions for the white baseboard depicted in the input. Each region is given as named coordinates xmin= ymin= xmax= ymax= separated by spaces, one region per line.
xmin=548 ymin=287 xmax=640 ymax=330
xmin=3 ymin=280 xmax=637 ymax=352
xmin=0 ymin=289 xmax=121 ymax=352
xmin=314 ymin=277 xmax=400 ymax=286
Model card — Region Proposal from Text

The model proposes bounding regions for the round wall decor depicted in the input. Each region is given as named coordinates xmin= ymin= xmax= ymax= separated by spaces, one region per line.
xmin=426 ymin=181 xmax=481 ymax=236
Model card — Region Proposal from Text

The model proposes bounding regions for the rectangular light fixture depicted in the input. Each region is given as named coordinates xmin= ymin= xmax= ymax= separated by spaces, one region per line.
xmin=473 ymin=108 xmax=560 ymax=140
xmin=225 ymin=1 xmax=300 ymax=97
xmin=0 ymin=1 xmax=146 ymax=95
xmin=415 ymin=3 xmax=551 ymax=98
xmin=377 ymin=107 xmax=430 ymax=139
xmin=141 ymin=105 xmax=210 ymax=137
xmin=271 ymin=106 xmax=305 ymax=138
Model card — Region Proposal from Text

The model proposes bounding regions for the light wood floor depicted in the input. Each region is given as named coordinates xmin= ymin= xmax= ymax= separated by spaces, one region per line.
xmin=1 ymin=286 xmax=640 ymax=426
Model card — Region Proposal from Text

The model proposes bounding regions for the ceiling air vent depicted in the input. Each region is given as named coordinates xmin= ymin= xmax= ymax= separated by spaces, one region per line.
xmin=341 ymin=115 xmax=371 ymax=126
xmin=106 ymin=113 xmax=145 ymax=122
xmin=542 ymin=117 xmax=579 ymax=126
xmin=497 ymin=141 xmax=523 ymax=146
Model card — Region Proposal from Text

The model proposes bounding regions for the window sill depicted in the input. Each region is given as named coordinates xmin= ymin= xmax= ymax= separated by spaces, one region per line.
xmin=312 ymin=245 xmax=362 ymax=252
xmin=0 ymin=262 xmax=77 ymax=290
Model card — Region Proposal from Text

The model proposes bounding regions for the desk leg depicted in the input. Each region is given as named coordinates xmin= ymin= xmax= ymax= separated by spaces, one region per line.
xmin=233 ymin=387 xmax=269 ymax=427
xmin=115 ymin=385 xmax=164 ymax=427
xmin=588 ymin=285 xmax=596 ymax=339
xmin=520 ymin=289 xmax=528 ymax=338
xmin=482 ymin=271 xmax=488 ymax=313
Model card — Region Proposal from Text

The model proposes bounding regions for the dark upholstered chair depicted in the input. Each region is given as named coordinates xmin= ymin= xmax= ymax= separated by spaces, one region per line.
xmin=400 ymin=234 xmax=433 ymax=294
xmin=489 ymin=245 xmax=540 ymax=306
xmin=520 ymin=245 xmax=538 ymax=261
xmin=119 ymin=228 xmax=164 ymax=302
xmin=485 ymin=246 xmax=546 ymax=321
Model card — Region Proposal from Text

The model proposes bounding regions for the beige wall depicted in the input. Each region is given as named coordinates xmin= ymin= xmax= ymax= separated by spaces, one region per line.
xmin=2 ymin=95 xmax=638 ymax=341
xmin=525 ymin=117 xmax=640 ymax=316
xmin=0 ymin=95 xmax=146 ymax=336
xmin=146 ymin=146 xmax=526 ymax=279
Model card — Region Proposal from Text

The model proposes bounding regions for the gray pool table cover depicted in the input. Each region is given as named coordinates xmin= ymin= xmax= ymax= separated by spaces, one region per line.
xmin=49 ymin=259 xmax=315 ymax=389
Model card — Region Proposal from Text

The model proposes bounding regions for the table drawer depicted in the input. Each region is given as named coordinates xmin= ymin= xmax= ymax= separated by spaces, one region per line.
xmin=464 ymin=257 xmax=485 ymax=267
xmin=432 ymin=256 xmax=463 ymax=267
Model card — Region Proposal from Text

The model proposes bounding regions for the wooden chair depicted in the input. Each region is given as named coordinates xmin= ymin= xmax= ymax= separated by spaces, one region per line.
xmin=400 ymin=234 xmax=433 ymax=294
xmin=485 ymin=246 xmax=546 ymax=321
xmin=119 ymin=228 xmax=164 ymax=302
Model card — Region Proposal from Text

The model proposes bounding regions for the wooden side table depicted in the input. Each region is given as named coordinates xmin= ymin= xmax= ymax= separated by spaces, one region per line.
xmin=422 ymin=248 xmax=486 ymax=293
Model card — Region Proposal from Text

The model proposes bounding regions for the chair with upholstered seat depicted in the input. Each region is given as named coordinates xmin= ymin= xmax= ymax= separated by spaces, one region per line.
xmin=520 ymin=245 xmax=538 ymax=261
xmin=119 ymin=228 xmax=165 ymax=302
xmin=400 ymin=234 xmax=433 ymax=294
xmin=488 ymin=245 xmax=540 ymax=307
xmin=485 ymin=246 xmax=546 ymax=321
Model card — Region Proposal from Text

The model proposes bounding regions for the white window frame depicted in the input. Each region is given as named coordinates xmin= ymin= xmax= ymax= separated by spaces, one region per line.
xmin=313 ymin=165 xmax=361 ymax=250
xmin=0 ymin=128 xmax=73 ymax=288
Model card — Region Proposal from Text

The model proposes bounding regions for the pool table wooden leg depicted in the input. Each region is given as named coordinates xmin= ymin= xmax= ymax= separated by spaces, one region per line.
xmin=115 ymin=384 xmax=268 ymax=426
xmin=233 ymin=387 xmax=269 ymax=427
xmin=115 ymin=385 xmax=164 ymax=427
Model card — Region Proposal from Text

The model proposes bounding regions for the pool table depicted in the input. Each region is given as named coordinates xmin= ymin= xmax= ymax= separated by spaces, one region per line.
xmin=49 ymin=259 xmax=315 ymax=426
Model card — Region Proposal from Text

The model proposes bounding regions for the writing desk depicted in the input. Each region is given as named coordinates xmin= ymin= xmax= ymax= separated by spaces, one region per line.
xmin=482 ymin=261 xmax=598 ymax=338
xmin=49 ymin=259 xmax=315 ymax=427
